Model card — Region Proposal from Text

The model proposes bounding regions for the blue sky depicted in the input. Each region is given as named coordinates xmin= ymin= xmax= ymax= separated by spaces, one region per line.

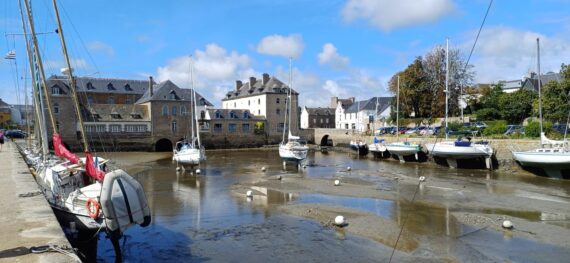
xmin=2 ymin=0 xmax=570 ymax=107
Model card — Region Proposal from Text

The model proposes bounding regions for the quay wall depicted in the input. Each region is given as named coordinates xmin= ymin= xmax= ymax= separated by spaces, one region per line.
xmin=0 ymin=141 xmax=76 ymax=262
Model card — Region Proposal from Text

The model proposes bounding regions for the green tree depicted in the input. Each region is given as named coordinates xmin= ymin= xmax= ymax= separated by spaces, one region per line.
xmin=541 ymin=64 xmax=570 ymax=123
xmin=499 ymin=89 xmax=537 ymax=124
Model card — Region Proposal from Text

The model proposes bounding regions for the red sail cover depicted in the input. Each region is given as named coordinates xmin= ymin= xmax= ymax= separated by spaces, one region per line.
xmin=52 ymin=133 xmax=80 ymax=164
xmin=85 ymin=151 xmax=105 ymax=182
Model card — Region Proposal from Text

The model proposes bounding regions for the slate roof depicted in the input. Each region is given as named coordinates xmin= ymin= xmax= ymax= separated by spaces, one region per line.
xmin=0 ymin=98 xmax=10 ymax=108
xmin=47 ymin=75 xmax=151 ymax=95
xmin=206 ymin=108 xmax=264 ymax=120
xmin=305 ymin=107 xmax=335 ymax=116
xmin=222 ymin=74 xmax=299 ymax=101
xmin=345 ymin=97 xmax=393 ymax=114
xmin=337 ymin=99 xmax=354 ymax=110
xmin=135 ymin=80 xmax=213 ymax=106
xmin=84 ymin=104 xmax=150 ymax=122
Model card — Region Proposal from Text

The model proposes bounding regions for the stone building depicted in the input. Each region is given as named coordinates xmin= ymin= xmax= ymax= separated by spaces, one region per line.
xmin=300 ymin=107 xmax=335 ymax=129
xmin=200 ymin=109 xmax=266 ymax=148
xmin=0 ymin=98 xmax=12 ymax=127
xmin=222 ymin=73 xmax=299 ymax=143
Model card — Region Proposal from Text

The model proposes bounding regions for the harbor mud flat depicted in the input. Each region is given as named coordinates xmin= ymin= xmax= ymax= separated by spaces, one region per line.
xmin=80 ymin=150 xmax=570 ymax=262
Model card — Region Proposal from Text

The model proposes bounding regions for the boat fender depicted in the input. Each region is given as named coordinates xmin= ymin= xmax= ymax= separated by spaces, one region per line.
xmin=86 ymin=198 xmax=101 ymax=219
xmin=100 ymin=169 xmax=152 ymax=234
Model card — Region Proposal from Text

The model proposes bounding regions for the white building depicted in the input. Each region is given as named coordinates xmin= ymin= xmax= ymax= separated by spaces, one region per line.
xmin=335 ymin=97 xmax=392 ymax=132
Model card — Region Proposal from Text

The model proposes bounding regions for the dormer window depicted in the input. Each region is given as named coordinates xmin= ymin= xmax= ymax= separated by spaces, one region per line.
xmin=107 ymin=83 xmax=115 ymax=90
xmin=229 ymin=111 xmax=236 ymax=119
xmin=86 ymin=82 xmax=94 ymax=90
xmin=199 ymin=98 xmax=206 ymax=106
xmin=243 ymin=111 xmax=249 ymax=119
xmin=111 ymin=113 xmax=121 ymax=119
xmin=169 ymin=91 xmax=178 ymax=100
xmin=92 ymin=113 xmax=100 ymax=119
xmin=131 ymin=113 xmax=142 ymax=119
xmin=215 ymin=111 xmax=222 ymax=119
xmin=51 ymin=86 xmax=60 ymax=95
xmin=124 ymin=84 xmax=132 ymax=91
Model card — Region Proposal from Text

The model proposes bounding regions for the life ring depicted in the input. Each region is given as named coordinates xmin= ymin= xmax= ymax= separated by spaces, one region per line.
xmin=86 ymin=198 xmax=101 ymax=219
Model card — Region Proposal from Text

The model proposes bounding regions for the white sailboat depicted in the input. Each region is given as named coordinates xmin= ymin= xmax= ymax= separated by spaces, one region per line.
xmin=511 ymin=38 xmax=570 ymax=179
xmin=21 ymin=0 xmax=151 ymax=246
xmin=173 ymin=56 xmax=206 ymax=170
xmin=279 ymin=58 xmax=309 ymax=168
xmin=385 ymin=75 xmax=422 ymax=162
xmin=368 ymin=97 xmax=388 ymax=158
xmin=425 ymin=39 xmax=493 ymax=169
xmin=349 ymin=100 xmax=369 ymax=156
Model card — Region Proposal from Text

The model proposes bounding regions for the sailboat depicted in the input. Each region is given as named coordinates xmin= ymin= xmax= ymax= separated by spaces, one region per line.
xmin=21 ymin=0 xmax=151 ymax=245
xmin=385 ymin=75 xmax=422 ymax=162
xmin=425 ymin=39 xmax=493 ymax=169
xmin=349 ymin=100 xmax=369 ymax=156
xmin=173 ymin=56 xmax=206 ymax=170
xmin=279 ymin=58 xmax=309 ymax=168
xmin=511 ymin=38 xmax=570 ymax=179
xmin=368 ymin=97 xmax=388 ymax=158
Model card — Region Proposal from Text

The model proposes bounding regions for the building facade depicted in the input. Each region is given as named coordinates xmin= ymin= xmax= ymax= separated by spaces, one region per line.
xmin=222 ymin=73 xmax=299 ymax=143
xmin=300 ymin=107 xmax=335 ymax=129
xmin=336 ymin=96 xmax=392 ymax=132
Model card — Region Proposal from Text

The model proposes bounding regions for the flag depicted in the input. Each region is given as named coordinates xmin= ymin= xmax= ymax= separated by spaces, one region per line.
xmin=4 ymin=50 xmax=16 ymax=60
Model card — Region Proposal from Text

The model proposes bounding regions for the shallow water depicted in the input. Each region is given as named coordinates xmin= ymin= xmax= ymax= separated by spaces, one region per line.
xmin=70 ymin=150 xmax=570 ymax=262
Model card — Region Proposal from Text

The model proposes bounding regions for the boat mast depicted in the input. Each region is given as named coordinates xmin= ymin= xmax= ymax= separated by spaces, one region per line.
xmin=21 ymin=0 xmax=50 ymax=159
xmin=287 ymin=57 xmax=293 ymax=138
xmin=445 ymin=38 xmax=449 ymax=140
xmin=374 ymin=96 xmax=378 ymax=135
xmin=189 ymin=56 xmax=195 ymax=144
xmin=190 ymin=56 xmax=201 ymax=148
xmin=51 ymin=0 xmax=90 ymax=152
xmin=537 ymin=38 xmax=543 ymax=137
xmin=396 ymin=74 xmax=400 ymax=141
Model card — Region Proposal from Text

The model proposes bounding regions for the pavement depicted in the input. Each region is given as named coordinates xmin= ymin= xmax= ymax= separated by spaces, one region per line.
xmin=0 ymin=140 xmax=77 ymax=262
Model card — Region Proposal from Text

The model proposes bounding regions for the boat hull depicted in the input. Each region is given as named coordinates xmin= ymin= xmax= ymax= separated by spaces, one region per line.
xmin=173 ymin=148 xmax=201 ymax=165
xmin=279 ymin=144 xmax=308 ymax=163
xmin=350 ymin=144 xmax=369 ymax=156
xmin=385 ymin=143 xmax=421 ymax=156
xmin=425 ymin=142 xmax=492 ymax=159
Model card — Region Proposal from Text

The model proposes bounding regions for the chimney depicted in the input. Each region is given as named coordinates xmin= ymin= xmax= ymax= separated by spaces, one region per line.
xmin=262 ymin=73 xmax=270 ymax=85
xmin=249 ymin=77 xmax=256 ymax=88
xmin=149 ymin=76 xmax=154 ymax=96
xmin=235 ymin=80 xmax=243 ymax=91
xmin=330 ymin=96 xmax=338 ymax=108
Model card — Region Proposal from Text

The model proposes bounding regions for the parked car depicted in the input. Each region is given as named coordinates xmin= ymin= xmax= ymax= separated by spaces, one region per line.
xmin=504 ymin=125 xmax=524 ymax=136
xmin=552 ymin=124 xmax=568 ymax=134
xmin=474 ymin=121 xmax=488 ymax=129
xmin=5 ymin=129 xmax=27 ymax=138
xmin=405 ymin=128 xmax=417 ymax=135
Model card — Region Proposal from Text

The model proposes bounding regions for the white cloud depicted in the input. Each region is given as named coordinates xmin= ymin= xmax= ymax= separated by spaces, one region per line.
xmin=322 ymin=80 xmax=349 ymax=97
xmin=256 ymin=34 xmax=304 ymax=58
xmin=44 ymin=58 xmax=89 ymax=71
xmin=342 ymin=0 xmax=456 ymax=31
xmin=464 ymin=26 xmax=570 ymax=82
xmin=318 ymin=43 xmax=350 ymax=69
xmin=156 ymin=43 xmax=255 ymax=104
xmin=87 ymin=41 xmax=115 ymax=57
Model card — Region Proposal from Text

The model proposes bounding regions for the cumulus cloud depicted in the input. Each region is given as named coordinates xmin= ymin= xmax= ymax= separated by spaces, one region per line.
xmin=87 ymin=41 xmax=115 ymax=57
xmin=156 ymin=43 xmax=255 ymax=104
xmin=322 ymin=80 xmax=349 ymax=97
xmin=342 ymin=0 xmax=456 ymax=31
xmin=318 ymin=43 xmax=350 ymax=69
xmin=256 ymin=34 xmax=304 ymax=58
xmin=464 ymin=26 xmax=570 ymax=82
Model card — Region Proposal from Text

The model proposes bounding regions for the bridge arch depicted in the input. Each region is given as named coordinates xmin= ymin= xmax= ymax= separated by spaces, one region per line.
xmin=155 ymin=138 xmax=173 ymax=152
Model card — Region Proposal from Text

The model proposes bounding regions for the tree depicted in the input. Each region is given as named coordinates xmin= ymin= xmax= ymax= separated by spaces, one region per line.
xmin=499 ymin=89 xmax=537 ymax=124
xmin=388 ymin=57 xmax=429 ymax=118
xmin=540 ymin=64 xmax=570 ymax=123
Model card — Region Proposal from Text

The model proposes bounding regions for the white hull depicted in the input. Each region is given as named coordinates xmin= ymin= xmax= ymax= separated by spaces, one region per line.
xmin=368 ymin=143 xmax=386 ymax=153
xmin=173 ymin=148 xmax=201 ymax=166
xmin=512 ymin=149 xmax=570 ymax=168
xmin=425 ymin=141 xmax=493 ymax=159
xmin=385 ymin=142 xmax=421 ymax=156
xmin=279 ymin=143 xmax=308 ymax=162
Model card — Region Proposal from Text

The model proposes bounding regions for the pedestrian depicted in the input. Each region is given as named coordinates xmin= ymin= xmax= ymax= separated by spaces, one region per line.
xmin=0 ymin=130 xmax=4 ymax=151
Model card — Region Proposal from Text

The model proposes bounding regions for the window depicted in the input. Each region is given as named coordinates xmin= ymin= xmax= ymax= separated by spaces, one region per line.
xmin=278 ymin=122 xmax=285 ymax=132
xmin=229 ymin=111 xmax=236 ymax=118
xmin=124 ymin=84 xmax=132 ymax=91
xmin=86 ymin=82 xmax=94 ymax=90
xmin=111 ymin=113 xmax=121 ymax=119
xmin=200 ymin=110 xmax=205 ymax=119
xmin=214 ymin=123 xmax=222 ymax=132
xmin=110 ymin=124 xmax=121 ymax=133
xmin=169 ymin=91 xmax=177 ymax=100
xmin=276 ymin=98 xmax=280 ymax=104
xmin=199 ymin=98 xmax=206 ymax=106
xmin=276 ymin=109 xmax=281 ymax=115
xmin=107 ymin=96 xmax=115 ymax=104
xmin=86 ymin=125 xmax=106 ymax=133
xmin=131 ymin=113 xmax=142 ymax=119
xmin=243 ymin=111 xmax=249 ymax=119
xmin=258 ymin=110 xmax=260 ymax=115
xmin=248 ymin=100 xmax=250 ymax=106
xmin=181 ymin=106 xmax=187 ymax=116
xmin=326 ymin=118 xmax=329 ymax=124
xmin=125 ymin=124 xmax=147 ymax=132
xmin=320 ymin=119 xmax=323 ymax=124
xmin=215 ymin=111 xmax=222 ymax=119
xmin=242 ymin=123 xmax=250 ymax=132
xmin=125 ymin=98 xmax=132 ymax=104
xmin=313 ymin=119 xmax=316 ymax=124
xmin=172 ymin=106 xmax=177 ymax=116
xmin=351 ymin=123 xmax=356 ymax=129
xmin=51 ymin=86 xmax=60 ymax=95
xmin=87 ymin=96 xmax=94 ymax=104
xmin=229 ymin=123 xmax=237 ymax=133
xmin=53 ymin=103 xmax=59 ymax=114
xmin=107 ymin=83 xmax=115 ymax=90
xmin=258 ymin=98 xmax=261 ymax=105
xmin=162 ymin=105 xmax=169 ymax=116
xmin=56 ymin=121 xmax=60 ymax=131
xmin=172 ymin=121 xmax=177 ymax=133
xmin=234 ymin=102 xmax=236 ymax=108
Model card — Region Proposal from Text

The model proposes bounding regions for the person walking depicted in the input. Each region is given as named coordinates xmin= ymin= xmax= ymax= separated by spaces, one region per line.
xmin=0 ymin=130 xmax=4 ymax=151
